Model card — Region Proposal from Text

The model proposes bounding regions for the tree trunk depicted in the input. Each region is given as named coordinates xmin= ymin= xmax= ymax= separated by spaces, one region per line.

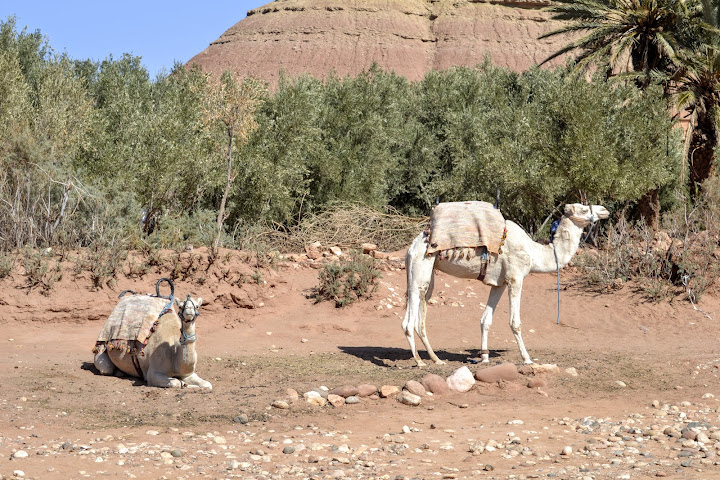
xmin=637 ymin=188 xmax=660 ymax=231
xmin=688 ymin=110 xmax=718 ymax=199
xmin=213 ymin=129 xmax=234 ymax=255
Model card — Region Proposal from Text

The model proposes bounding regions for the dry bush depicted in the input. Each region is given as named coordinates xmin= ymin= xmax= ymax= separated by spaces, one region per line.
xmin=577 ymin=183 xmax=720 ymax=303
xmin=243 ymin=203 xmax=428 ymax=253
xmin=315 ymin=251 xmax=382 ymax=307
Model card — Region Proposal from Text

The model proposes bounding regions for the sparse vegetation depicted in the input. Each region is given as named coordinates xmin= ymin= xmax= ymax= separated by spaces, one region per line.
xmin=0 ymin=15 xmax=718 ymax=304
xmin=315 ymin=252 xmax=381 ymax=307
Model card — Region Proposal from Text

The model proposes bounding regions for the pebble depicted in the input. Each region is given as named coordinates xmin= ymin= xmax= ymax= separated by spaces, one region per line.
xmin=4 ymin=377 xmax=720 ymax=480
xmin=272 ymin=399 xmax=290 ymax=409
xmin=397 ymin=390 xmax=422 ymax=406
xmin=404 ymin=380 xmax=426 ymax=397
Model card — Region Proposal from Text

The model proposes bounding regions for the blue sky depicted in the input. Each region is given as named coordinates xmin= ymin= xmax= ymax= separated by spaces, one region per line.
xmin=3 ymin=1 xmax=268 ymax=78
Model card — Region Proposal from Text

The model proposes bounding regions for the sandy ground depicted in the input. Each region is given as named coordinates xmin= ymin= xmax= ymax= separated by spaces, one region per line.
xmin=1 ymin=248 xmax=719 ymax=480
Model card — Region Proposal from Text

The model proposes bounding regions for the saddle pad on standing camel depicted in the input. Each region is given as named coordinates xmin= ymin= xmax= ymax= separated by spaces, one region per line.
xmin=427 ymin=201 xmax=506 ymax=255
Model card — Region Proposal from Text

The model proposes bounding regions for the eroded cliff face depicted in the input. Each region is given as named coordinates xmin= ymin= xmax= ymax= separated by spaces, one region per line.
xmin=187 ymin=0 xmax=568 ymax=86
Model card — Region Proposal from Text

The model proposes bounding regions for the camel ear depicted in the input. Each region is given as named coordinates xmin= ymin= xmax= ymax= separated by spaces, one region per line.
xmin=196 ymin=297 xmax=203 ymax=308
xmin=174 ymin=297 xmax=182 ymax=308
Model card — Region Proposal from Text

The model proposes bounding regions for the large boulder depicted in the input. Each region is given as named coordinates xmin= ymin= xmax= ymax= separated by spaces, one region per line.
xmin=475 ymin=363 xmax=520 ymax=383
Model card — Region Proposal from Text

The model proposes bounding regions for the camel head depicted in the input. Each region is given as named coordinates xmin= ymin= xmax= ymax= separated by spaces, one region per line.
xmin=175 ymin=295 xmax=203 ymax=322
xmin=563 ymin=204 xmax=609 ymax=227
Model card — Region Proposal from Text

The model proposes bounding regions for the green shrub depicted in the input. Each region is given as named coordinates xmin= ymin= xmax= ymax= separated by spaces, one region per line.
xmin=0 ymin=252 xmax=13 ymax=278
xmin=315 ymin=252 xmax=381 ymax=307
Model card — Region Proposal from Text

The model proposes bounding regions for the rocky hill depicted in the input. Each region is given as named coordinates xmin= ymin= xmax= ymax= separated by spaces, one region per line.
xmin=187 ymin=0 xmax=570 ymax=87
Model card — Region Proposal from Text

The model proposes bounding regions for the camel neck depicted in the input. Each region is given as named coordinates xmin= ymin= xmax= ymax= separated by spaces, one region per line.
xmin=529 ymin=216 xmax=585 ymax=273
xmin=179 ymin=320 xmax=198 ymax=365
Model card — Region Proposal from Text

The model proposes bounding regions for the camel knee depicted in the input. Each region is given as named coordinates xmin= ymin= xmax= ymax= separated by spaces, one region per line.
xmin=94 ymin=351 xmax=116 ymax=376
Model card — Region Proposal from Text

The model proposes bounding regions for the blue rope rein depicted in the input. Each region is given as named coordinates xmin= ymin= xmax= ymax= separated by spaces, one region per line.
xmin=549 ymin=212 xmax=597 ymax=326
xmin=551 ymin=219 xmax=561 ymax=326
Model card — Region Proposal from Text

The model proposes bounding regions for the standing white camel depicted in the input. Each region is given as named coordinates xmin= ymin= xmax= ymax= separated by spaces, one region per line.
xmin=402 ymin=203 xmax=609 ymax=366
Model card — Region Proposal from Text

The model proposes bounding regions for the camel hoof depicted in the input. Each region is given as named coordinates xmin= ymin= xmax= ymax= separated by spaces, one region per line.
xmin=415 ymin=361 xmax=427 ymax=368
xmin=433 ymin=359 xmax=446 ymax=365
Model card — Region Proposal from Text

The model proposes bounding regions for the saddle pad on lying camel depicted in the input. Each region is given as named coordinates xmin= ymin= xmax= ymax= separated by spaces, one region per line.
xmin=427 ymin=201 xmax=506 ymax=255
xmin=93 ymin=295 xmax=172 ymax=355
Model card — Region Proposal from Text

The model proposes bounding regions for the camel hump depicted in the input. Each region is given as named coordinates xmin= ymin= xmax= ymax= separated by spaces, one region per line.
xmin=427 ymin=201 xmax=506 ymax=255
xmin=93 ymin=295 xmax=172 ymax=355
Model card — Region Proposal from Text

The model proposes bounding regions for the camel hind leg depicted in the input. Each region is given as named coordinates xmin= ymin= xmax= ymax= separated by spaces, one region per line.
xmin=402 ymin=233 xmax=439 ymax=367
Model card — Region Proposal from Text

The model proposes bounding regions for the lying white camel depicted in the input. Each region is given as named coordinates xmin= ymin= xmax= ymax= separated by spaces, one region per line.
xmin=402 ymin=203 xmax=609 ymax=366
xmin=94 ymin=295 xmax=212 ymax=389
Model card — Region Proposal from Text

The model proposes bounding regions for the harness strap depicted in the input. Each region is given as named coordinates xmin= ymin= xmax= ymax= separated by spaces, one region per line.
xmin=476 ymin=246 xmax=489 ymax=281
xmin=553 ymin=242 xmax=560 ymax=325
xmin=477 ymin=258 xmax=489 ymax=281
xmin=131 ymin=352 xmax=144 ymax=378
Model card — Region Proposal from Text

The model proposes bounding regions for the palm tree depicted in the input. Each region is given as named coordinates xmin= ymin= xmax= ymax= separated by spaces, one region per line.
xmin=540 ymin=0 xmax=691 ymax=86
xmin=670 ymin=44 xmax=720 ymax=194
xmin=539 ymin=0 xmax=720 ymax=226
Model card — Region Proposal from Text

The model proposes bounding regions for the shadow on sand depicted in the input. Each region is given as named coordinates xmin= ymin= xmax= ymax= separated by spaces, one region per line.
xmin=337 ymin=346 xmax=506 ymax=367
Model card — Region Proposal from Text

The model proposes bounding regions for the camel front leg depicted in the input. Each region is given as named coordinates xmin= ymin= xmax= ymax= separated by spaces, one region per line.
xmin=180 ymin=372 xmax=212 ymax=390
xmin=402 ymin=284 xmax=426 ymax=367
xmin=146 ymin=369 xmax=183 ymax=388
xmin=94 ymin=350 xmax=116 ymax=376
xmin=507 ymin=279 xmax=533 ymax=364
xmin=480 ymin=285 xmax=506 ymax=363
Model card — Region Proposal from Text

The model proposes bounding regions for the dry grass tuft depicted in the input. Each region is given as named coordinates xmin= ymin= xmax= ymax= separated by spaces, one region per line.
xmin=245 ymin=203 xmax=428 ymax=253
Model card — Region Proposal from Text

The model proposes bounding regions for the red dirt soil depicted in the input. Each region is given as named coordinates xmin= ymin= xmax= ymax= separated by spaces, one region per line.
xmin=1 ymin=247 xmax=719 ymax=479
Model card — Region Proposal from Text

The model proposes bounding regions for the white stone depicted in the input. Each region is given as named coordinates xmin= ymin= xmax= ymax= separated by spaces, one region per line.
xmin=397 ymin=391 xmax=422 ymax=406
xmin=447 ymin=366 xmax=476 ymax=392
xmin=11 ymin=451 xmax=28 ymax=459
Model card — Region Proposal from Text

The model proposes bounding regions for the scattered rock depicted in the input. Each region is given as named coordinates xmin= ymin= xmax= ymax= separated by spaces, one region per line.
xmin=397 ymin=390 xmax=422 ymax=406
xmin=379 ymin=385 xmax=400 ymax=398
xmin=11 ymin=451 xmax=28 ymax=460
xmin=475 ymin=363 xmax=519 ymax=383
xmin=272 ymin=399 xmax=290 ymax=409
xmin=421 ymin=373 xmax=450 ymax=395
xmin=304 ymin=391 xmax=328 ymax=407
xmin=527 ymin=378 xmax=547 ymax=389
xmin=447 ymin=366 xmax=476 ymax=392
xmin=529 ymin=363 xmax=560 ymax=375
xmin=329 ymin=386 xmax=360 ymax=398
xmin=345 ymin=396 xmax=360 ymax=404
xmin=233 ymin=414 xmax=249 ymax=424
xmin=361 ymin=243 xmax=377 ymax=254
xmin=305 ymin=241 xmax=323 ymax=260
xmin=327 ymin=394 xmax=345 ymax=407
xmin=564 ymin=367 xmax=578 ymax=377
xmin=357 ymin=384 xmax=377 ymax=397
xmin=403 ymin=380 xmax=426 ymax=396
